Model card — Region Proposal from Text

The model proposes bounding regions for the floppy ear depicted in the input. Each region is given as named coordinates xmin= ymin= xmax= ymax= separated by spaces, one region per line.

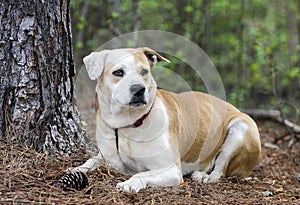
xmin=140 ymin=47 xmax=170 ymax=67
xmin=83 ymin=51 xmax=110 ymax=80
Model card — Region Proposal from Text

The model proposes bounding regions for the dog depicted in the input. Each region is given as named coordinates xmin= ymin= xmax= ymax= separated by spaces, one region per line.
xmin=73 ymin=47 xmax=261 ymax=192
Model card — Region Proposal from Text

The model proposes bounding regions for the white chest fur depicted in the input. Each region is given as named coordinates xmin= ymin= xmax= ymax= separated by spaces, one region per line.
xmin=114 ymin=98 xmax=177 ymax=173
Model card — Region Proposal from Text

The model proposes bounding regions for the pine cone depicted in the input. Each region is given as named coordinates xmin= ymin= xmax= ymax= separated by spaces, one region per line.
xmin=55 ymin=171 xmax=89 ymax=191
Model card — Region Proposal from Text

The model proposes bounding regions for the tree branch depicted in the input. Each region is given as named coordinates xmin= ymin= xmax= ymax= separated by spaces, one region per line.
xmin=242 ymin=109 xmax=300 ymax=135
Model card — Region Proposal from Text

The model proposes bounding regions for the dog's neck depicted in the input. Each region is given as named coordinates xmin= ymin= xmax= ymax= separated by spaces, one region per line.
xmin=127 ymin=104 xmax=153 ymax=128
xmin=114 ymin=105 xmax=153 ymax=152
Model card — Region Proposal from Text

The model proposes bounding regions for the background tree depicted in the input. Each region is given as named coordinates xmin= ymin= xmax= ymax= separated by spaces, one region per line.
xmin=70 ymin=0 xmax=300 ymax=147
xmin=0 ymin=0 xmax=93 ymax=155
xmin=71 ymin=0 xmax=300 ymax=123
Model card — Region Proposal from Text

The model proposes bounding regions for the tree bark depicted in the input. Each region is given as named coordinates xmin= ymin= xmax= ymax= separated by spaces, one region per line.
xmin=0 ymin=0 xmax=94 ymax=155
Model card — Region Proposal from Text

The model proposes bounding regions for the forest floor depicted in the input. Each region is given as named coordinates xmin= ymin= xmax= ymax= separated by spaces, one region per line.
xmin=0 ymin=120 xmax=299 ymax=205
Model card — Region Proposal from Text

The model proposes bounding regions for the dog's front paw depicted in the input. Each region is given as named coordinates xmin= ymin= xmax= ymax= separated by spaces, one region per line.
xmin=116 ymin=176 xmax=145 ymax=193
xmin=65 ymin=166 xmax=89 ymax=174
xmin=192 ymin=171 xmax=221 ymax=183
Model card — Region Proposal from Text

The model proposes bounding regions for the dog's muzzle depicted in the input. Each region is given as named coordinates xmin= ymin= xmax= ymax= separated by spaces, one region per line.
xmin=129 ymin=84 xmax=146 ymax=107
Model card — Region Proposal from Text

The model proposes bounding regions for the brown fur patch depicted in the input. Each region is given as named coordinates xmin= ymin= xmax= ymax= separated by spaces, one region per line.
xmin=157 ymin=89 xmax=261 ymax=177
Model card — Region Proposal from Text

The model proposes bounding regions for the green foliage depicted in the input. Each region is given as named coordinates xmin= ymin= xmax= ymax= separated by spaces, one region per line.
xmin=262 ymin=190 xmax=274 ymax=197
xmin=70 ymin=0 xmax=300 ymax=113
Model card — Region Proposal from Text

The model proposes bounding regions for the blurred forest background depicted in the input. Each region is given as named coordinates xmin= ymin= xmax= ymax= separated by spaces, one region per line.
xmin=70 ymin=0 xmax=300 ymax=123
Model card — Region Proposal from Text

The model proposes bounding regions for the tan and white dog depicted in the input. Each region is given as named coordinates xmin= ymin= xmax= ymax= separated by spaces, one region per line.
xmin=73 ymin=47 xmax=261 ymax=192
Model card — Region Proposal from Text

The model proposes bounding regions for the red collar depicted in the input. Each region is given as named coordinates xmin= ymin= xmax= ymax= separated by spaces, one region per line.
xmin=132 ymin=106 xmax=152 ymax=127
xmin=114 ymin=105 xmax=153 ymax=152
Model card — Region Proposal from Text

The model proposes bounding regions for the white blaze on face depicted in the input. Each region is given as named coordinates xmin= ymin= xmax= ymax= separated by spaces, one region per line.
xmin=113 ymin=69 xmax=148 ymax=106
xmin=103 ymin=51 xmax=150 ymax=107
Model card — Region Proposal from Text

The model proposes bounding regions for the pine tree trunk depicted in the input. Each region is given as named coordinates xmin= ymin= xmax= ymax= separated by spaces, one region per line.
xmin=0 ymin=0 xmax=94 ymax=155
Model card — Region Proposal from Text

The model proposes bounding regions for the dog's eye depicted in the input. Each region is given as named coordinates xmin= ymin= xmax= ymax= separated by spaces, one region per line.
xmin=112 ymin=69 xmax=125 ymax=77
xmin=141 ymin=69 xmax=149 ymax=76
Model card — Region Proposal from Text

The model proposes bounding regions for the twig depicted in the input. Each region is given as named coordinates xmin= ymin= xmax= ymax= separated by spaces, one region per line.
xmin=271 ymin=68 xmax=285 ymax=123
xmin=0 ymin=199 xmax=56 ymax=205
xmin=242 ymin=109 xmax=300 ymax=135
xmin=274 ymin=132 xmax=290 ymax=144
xmin=107 ymin=23 xmax=122 ymax=36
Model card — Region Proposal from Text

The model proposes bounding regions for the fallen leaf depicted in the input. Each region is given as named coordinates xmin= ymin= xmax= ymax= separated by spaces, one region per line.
xmin=262 ymin=190 xmax=274 ymax=197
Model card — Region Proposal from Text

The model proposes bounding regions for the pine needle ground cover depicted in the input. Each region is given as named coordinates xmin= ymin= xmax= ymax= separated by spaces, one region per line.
xmin=0 ymin=123 xmax=299 ymax=204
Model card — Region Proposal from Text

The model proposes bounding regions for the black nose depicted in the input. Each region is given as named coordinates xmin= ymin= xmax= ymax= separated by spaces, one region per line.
xmin=130 ymin=84 xmax=145 ymax=97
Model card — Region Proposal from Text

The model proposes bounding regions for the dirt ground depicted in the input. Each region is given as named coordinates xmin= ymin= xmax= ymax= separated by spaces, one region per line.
xmin=0 ymin=121 xmax=299 ymax=205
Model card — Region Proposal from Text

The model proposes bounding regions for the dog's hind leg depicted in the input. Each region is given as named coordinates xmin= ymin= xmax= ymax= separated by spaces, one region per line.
xmin=192 ymin=118 xmax=249 ymax=183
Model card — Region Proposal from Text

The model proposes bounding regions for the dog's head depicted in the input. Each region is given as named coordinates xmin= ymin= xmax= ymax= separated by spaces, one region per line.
xmin=83 ymin=47 xmax=170 ymax=109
